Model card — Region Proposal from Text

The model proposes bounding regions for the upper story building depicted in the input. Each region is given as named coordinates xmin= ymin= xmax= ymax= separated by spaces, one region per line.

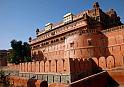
xmin=29 ymin=2 xmax=122 ymax=61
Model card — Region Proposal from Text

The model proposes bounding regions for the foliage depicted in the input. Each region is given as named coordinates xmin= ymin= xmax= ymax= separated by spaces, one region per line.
xmin=8 ymin=39 xmax=32 ymax=64
xmin=24 ymin=56 xmax=32 ymax=62
xmin=0 ymin=70 xmax=5 ymax=79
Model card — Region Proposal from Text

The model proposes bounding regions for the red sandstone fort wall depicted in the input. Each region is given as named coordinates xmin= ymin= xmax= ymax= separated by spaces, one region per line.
xmin=103 ymin=26 xmax=124 ymax=67
xmin=8 ymin=25 xmax=124 ymax=80
xmin=19 ymin=58 xmax=70 ymax=74
xmin=31 ymin=42 xmax=65 ymax=61
xmin=64 ymin=29 xmax=105 ymax=58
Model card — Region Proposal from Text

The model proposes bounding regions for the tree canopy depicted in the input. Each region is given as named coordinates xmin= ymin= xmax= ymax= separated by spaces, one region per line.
xmin=8 ymin=39 xmax=32 ymax=64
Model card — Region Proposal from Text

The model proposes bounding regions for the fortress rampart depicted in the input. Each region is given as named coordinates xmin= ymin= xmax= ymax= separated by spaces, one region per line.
xmin=7 ymin=2 xmax=124 ymax=85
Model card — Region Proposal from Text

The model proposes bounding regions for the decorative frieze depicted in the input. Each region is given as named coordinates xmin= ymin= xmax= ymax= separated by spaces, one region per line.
xmin=30 ymin=19 xmax=87 ymax=45
xmin=102 ymin=25 xmax=124 ymax=33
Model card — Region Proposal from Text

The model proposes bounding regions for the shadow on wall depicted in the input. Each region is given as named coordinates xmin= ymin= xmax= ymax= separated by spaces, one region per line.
xmin=69 ymin=56 xmax=121 ymax=87
xmin=107 ymin=74 xmax=119 ymax=87
xmin=94 ymin=32 xmax=111 ymax=58
xmin=69 ymin=58 xmax=120 ymax=86
xmin=32 ymin=51 xmax=45 ymax=61
xmin=69 ymin=58 xmax=103 ymax=82
xmin=69 ymin=71 xmax=120 ymax=87
xmin=69 ymin=30 xmax=115 ymax=81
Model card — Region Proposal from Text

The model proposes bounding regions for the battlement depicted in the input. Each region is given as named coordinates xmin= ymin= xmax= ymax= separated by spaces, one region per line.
xmin=102 ymin=25 xmax=124 ymax=33
xmin=20 ymin=58 xmax=68 ymax=73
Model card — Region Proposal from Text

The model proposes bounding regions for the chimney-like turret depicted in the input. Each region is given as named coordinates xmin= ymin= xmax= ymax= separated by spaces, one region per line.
xmin=29 ymin=37 xmax=32 ymax=42
xmin=93 ymin=2 xmax=100 ymax=9
xmin=36 ymin=28 xmax=39 ymax=35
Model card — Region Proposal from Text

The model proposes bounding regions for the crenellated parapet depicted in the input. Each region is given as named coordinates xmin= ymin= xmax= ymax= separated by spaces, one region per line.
xmin=102 ymin=25 xmax=124 ymax=33
xmin=19 ymin=58 xmax=70 ymax=74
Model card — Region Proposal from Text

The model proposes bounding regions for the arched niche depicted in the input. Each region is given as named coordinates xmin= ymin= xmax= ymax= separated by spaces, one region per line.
xmin=91 ymin=57 xmax=99 ymax=73
xmin=45 ymin=61 xmax=49 ymax=73
xmin=99 ymin=56 xmax=106 ymax=69
xmin=40 ymin=61 xmax=44 ymax=73
xmin=31 ymin=62 xmax=36 ymax=72
xmin=19 ymin=63 xmax=22 ymax=72
xmin=69 ymin=58 xmax=76 ymax=73
xmin=51 ymin=60 xmax=56 ymax=72
xmin=107 ymin=55 xmax=115 ymax=69
xmin=24 ymin=63 xmax=27 ymax=72
xmin=77 ymin=58 xmax=81 ymax=73
xmin=21 ymin=63 xmax=24 ymax=72
xmin=28 ymin=62 xmax=31 ymax=72
xmin=57 ymin=59 xmax=63 ymax=73
xmin=36 ymin=61 xmax=40 ymax=72
xmin=114 ymin=54 xmax=123 ymax=67
xmin=79 ymin=58 xmax=85 ymax=72
xmin=92 ymin=57 xmax=98 ymax=66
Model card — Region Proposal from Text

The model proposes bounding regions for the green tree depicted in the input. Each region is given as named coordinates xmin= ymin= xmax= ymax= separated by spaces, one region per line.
xmin=8 ymin=39 xmax=32 ymax=64
xmin=22 ymin=42 xmax=31 ymax=62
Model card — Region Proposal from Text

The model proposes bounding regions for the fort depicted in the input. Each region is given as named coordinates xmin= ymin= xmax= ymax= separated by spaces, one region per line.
xmin=3 ymin=2 xmax=124 ymax=87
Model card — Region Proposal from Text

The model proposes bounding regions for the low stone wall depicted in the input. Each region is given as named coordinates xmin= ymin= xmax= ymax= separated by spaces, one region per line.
xmin=0 ymin=66 xmax=19 ymax=76
xmin=8 ymin=76 xmax=48 ymax=87
xmin=4 ymin=69 xmax=124 ymax=87
xmin=19 ymin=72 xmax=71 ymax=84
xmin=48 ymin=71 xmax=108 ymax=87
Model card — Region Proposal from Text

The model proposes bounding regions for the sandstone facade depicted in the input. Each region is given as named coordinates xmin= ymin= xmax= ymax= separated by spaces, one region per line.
xmin=19 ymin=2 xmax=124 ymax=84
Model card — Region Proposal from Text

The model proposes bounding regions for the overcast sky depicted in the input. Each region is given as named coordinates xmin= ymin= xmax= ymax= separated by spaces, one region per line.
xmin=0 ymin=0 xmax=124 ymax=50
